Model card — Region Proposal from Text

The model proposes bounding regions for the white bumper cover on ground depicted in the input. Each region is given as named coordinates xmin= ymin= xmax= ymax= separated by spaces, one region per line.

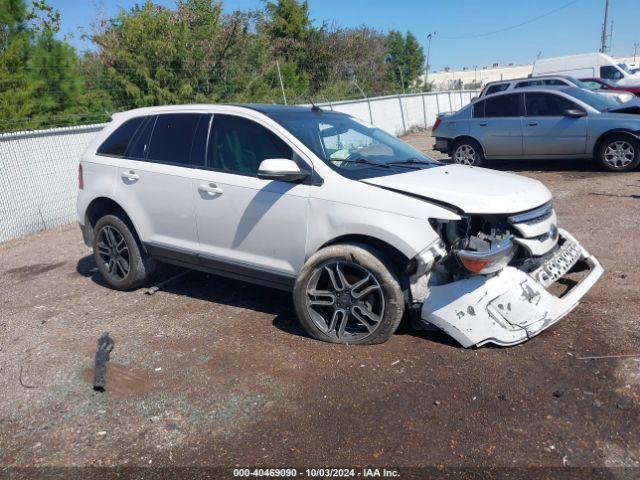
xmin=421 ymin=229 xmax=603 ymax=347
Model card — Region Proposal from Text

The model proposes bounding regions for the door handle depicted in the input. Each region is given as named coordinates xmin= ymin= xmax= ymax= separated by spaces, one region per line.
xmin=121 ymin=170 xmax=139 ymax=181
xmin=528 ymin=121 xmax=538 ymax=126
xmin=479 ymin=122 xmax=488 ymax=127
xmin=198 ymin=183 xmax=223 ymax=195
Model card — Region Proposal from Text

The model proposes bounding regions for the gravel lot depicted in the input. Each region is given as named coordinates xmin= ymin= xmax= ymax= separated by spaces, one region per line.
xmin=1 ymin=130 xmax=639 ymax=471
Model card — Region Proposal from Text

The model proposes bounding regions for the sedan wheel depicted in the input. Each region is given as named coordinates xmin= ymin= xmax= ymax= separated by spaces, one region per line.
xmin=306 ymin=261 xmax=385 ymax=342
xmin=603 ymin=140 xmax=635 ymax=169
xmin=454 ymin=144 xmax=476 ymax=165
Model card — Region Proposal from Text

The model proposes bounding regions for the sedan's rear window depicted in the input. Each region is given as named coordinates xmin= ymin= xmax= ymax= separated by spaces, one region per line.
xmin=97 ymin=117 xmax=145 ymax=157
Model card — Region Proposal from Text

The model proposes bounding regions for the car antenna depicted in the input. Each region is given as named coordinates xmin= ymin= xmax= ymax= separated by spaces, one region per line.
xmin=309 ymin=98 xmax=322 ymax=113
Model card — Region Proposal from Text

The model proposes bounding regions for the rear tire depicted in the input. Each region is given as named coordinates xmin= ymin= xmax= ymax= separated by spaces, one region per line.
xmin=93 ymin=214 xmax=156 ymax=290
xmin=293 ymin=243 xmax=405 ymax=345
xmin=597 ymin=134 xmax=640 ymax=172
xmin=451 ymin=138 xmax=484 ymax=167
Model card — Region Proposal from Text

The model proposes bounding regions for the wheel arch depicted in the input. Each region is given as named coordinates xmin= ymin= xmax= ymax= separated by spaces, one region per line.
xmin=84 ymin=197 xmax=145 ymax=252
xmin=592 ymin=129 xmax=640 ymax=158
xmin=318 ymin=234 xmax=412 ymax=273
xmin=451 ymin=135 xmax=486 ymax=157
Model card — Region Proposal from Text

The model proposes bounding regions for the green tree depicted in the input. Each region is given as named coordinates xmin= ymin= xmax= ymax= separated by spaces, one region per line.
xmin=263 ymin=0 xmax=310 ymax=46
xmin=385 ymin=30 xmax=425 ymax=91
xmin=87 ymin=0 xmax=272 ymax=109
xmin=0 ymin=0 xmax=36 ymax=127
xmin=0 ymin=0 xmax=86 ymax=131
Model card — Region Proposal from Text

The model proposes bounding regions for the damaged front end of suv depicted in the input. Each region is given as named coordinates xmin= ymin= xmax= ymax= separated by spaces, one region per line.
xmin=411 ymin=202 xmax=603 ymax=347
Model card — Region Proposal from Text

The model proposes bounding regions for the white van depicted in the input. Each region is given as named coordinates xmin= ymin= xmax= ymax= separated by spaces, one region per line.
xmin=532 ymin=53 xmax=640 ymax=87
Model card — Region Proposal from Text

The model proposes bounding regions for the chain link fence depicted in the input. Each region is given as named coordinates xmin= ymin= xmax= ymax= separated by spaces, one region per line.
xmin=0 ymin=89 xmax=478 ymax=243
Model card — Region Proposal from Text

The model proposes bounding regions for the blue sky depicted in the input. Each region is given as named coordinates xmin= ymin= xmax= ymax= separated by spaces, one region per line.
xmin=49 ymin=0 xmax=640 ymax=70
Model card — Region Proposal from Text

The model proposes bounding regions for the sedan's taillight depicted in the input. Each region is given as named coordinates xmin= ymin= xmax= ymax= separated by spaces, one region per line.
xmin=432 ymin=117 xmax=442 ymax=132
xmin=78 ymin=163 xmax=84 ymax=190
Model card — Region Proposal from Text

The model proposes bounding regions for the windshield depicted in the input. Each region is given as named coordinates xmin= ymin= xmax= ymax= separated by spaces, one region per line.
xmin=267 ymin=110 xmax=437 ymax=178
xmin=567 ymin=77 xmax=588 ymax=89
xmin=564 ymin=88 xmax=623 ymax=112
xmin=618 ymin=63 xmax=631 ymax=74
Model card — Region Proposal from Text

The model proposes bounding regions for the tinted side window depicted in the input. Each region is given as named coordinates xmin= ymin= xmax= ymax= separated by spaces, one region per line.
xmin=473 ymin=100 xmax=485 ymax=118
xmin=600 ymin=66 xmax=623 ymax=80
xmin=485 ymin=83 xmax=509 ymax=95
xmin=97 ymin=117 xmax=145 ymax=157
xmin=147 ymin=114 xmax=209 ymax=167
xmin=515 ymin=80 xmax=539 ymax=88
xmin=525 ymin=93 xmax=578 ymax=116
xmin=543 ymin=79 xmax=568 ymax=86
xmin=208 ymin=115 xmax=293 ymax=175
xmin=125 ymin=116 xmax=156 ymax=160
xmin=484 ymin=94 xmax=520 ymax=117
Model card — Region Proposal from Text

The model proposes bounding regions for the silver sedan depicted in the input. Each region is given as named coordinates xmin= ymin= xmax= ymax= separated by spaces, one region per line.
xmin=432 ymin=86 xmax=640 ymax=172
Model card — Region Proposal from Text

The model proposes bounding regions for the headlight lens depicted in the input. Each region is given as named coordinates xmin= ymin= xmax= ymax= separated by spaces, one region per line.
xmin=455 ymin=237 xmax=516 ymax=274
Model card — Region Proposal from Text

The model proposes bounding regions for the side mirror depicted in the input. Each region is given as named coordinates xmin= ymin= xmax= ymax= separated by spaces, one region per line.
xmin=563 ymin=108 xmax=586 ymax=118
xmin=257 ymin=159 xmax=309 ymax=182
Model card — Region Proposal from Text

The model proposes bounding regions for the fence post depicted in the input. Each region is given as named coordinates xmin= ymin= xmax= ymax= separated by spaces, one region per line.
xmin=421 ymin=93 xmax=428 ymax=129
xmin=366 ymin=98 xmax=373 ymax=124
xmin=397 ymin=94 xmax=407 ymax=134
xmin=435 ymin=92 xmax=440 ymax=115
xmin=447 ymin=91 xmax=453 ymax=113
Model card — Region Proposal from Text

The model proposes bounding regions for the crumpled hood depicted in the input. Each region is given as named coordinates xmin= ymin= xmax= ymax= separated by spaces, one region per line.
xmin=360 ymin=164 xmax=552 ymax=214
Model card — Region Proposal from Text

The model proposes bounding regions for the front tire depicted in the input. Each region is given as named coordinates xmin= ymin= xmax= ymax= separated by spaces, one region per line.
xmin=293 ymin=243 xmax=405 ymax=345
xmin=92 ymin=214 xmax=156 ymax=290
xmin=597 ymin=135 xmax=640 ymax=172
xmin=452 ymin=138 xmax=484 ymax=167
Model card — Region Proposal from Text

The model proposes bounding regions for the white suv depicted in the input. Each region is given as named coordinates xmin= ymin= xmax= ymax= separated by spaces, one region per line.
xmin=77 ymin=104 xmax=603 ymax=347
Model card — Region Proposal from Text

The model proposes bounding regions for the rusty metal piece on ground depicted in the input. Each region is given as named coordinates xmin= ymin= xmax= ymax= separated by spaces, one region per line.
xmin=93 ymin=332 xmax=114 ymax=392
xmin=144 ymin=269 xmax=191 ymax=295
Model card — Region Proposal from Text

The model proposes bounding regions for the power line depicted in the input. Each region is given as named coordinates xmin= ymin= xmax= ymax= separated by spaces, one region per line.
xmin=438 ymin=0 xmax=583 ymax=40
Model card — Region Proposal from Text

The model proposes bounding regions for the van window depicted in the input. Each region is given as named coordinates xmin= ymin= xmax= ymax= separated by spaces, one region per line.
xmin=600 ymin=66 xmax=624 ymax=80
xmin=485 ymin=83 xmax=509 ymax=95
xmin=147 ymin=114 xmax=210 ymax=167
xmin=484 ymin=94 xmax=520 ymax=117
xmin=525 ymin=93 xmax=579 ymax=116
xmin=208 ymin=115 xmax=293 ymax=175
xmin=97 ymin=117 xmax=145 ymax=157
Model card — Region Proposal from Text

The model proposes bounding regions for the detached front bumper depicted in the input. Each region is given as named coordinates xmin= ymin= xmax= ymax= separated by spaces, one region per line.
xmin=420 ymin=229 xmax=603 ymax=348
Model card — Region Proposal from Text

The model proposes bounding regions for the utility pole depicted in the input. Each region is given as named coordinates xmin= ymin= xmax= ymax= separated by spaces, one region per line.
xmin=600 ymin=0 xmax=610 ymax=53
xmin=425 ymin=32 xmax=436 ymax=87
xmin=634 ymin=43 xmax=639 ymax=62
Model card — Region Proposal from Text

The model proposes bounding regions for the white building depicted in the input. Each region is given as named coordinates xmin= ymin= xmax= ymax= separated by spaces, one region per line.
xmin=424 ymin=55 xmax=638 ymax=91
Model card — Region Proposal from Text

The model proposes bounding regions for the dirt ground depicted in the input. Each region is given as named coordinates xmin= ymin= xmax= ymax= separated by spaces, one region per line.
xmin=1 ymin=130 xmax=639 ymax=474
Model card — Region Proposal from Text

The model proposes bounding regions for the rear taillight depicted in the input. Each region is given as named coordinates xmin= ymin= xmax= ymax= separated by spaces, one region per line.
xmin=78 ymin=163 xmax=84 ymax=190
xmin=432 ymin=117 xmax=442 ymax=131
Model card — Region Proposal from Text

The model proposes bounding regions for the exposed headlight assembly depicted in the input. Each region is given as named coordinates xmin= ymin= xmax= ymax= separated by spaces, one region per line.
xmin=430 ymin=217 xmax=516 ymax=275
xmin=455 ymin=237 xmax=516 ymax=274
